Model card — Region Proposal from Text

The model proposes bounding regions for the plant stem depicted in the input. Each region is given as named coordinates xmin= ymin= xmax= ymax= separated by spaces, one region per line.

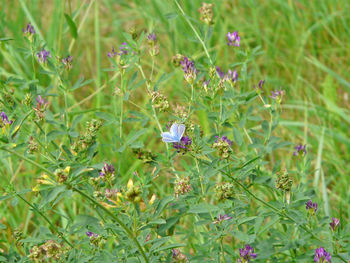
xmin=174 ymin=0 xmax=213 ymax=65
xmin=16 ymin=194 xmax=74 ymax=248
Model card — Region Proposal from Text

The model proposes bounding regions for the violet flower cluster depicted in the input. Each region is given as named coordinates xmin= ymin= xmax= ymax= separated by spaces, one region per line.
xmin=226 ymin=31 xmax=240 ymax=46
xmin=216 ymin=66 xmax=238 ymax=86
xmin=329 ymin=217 xmax=339 ymax=231
xmin=23 ymin=22 xmax=36 ymax=35
xmin=293 ymin=143 xmax=307 ymax=156
xmin=99 ymin=163 xmax=115 ymax=178
xmin=62 ymin=55 xmax=73 ymax=70
xmin=0 ymin=112 xmax=13 ymax=128
xmin=306 ymin=200 xmax=318 ymax=215
xmin=314 ymin=247 xmax=331 ymax=263
xmin=180 ymin=56 xmax=198 ymax=84
xmin=108 ymin=42 xmax=129 ymax=58
xmin=254 ymin=80 xmax=265 ymax=91
xmin=213 ymin=214 xmax=233 ymax=224
xmin=36 ymin=48 xmax=51 ymax=63
xmin=172 ymin=136 xmax=192 ymax=154
xmin=237 ymin=244 xmax=257 ymax=262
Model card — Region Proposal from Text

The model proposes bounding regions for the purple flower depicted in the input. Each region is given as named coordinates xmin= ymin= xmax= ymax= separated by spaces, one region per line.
xmin=213 ymin=214 xmax=233 ymax=224
xmin=119 ymin=42 xmax=129 ymax=55
xmin=293 ymin=143 xmax=307 ymax=156
xmin=172 ymin=136 xmax=192 ymax=154
xmin=99 ymin=163 xmax=115 ymax=178
xmin=306 ymin=200 xmax=318 ymax=214
xmin=0 ymin=112 xmax=13 ymax=127
xmin=226 ymin=31 xmax=240 ymax=47
xmin=238 ymin=244 xmax=257 ymax=262
xmin=86 ymin=231 xmax=98 ymax=238
xmin=269 ymin=87 xmax=285 ymax=100
xmin=147 ymin=33 xmax=157 ymax=42
xmin=330 ymin=217 xmax=339 ymax=231
xmin=203 ymin=79 xmax=210 ymax=90
xmin=36 ymin=48 xmax=51 ymax=63
xmin=36 ymin=95 xmax=48 ymax=108
xmin=180 ymin=57 xmax=198 ymax=83
xmin=254 ymin=80 xmax=265 ymax=90
xmin=23 ymin=22 xmax=35 ymax=35
xmin=314 ymin=247 xmax=331 ymax=263
xmin=216 ymin=66 xmax=225 ymax=79
xmin=226 ymin=69 xmax=238 ymax=83
xmin=215 ymin=136 xmax=233 ymax=146
xmin=62 ymin=55 xmax=73 ymax=70
xmin=108 ymin=43 xmax=129 ymax=58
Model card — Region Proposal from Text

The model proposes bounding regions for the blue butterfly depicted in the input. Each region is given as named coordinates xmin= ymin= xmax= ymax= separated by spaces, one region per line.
xmin=161 ymin=123 xmax=185 ymax=143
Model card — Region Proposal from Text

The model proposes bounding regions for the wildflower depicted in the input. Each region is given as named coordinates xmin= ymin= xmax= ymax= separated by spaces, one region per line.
xmin=23 ymin=93 xmax=32 ymax=106
xmin=306 ymin=200 xmax=318 ymax=215
xmin=226 ymin=31 xmax=240 ymax=47
xmin=215 ymin=182 xmax=235 ymax=201
xmin=104 ymin=188 xmax=123 ymax=206
xmin=181 ymin=56 xmax=198 ymax=84
xmin=61 ymin=55 xmax=73 ymax=71
xmin=36 ymin=48 xmax=51 ymax=63
xmin=269 ymin=87 xmax=285 ymax=103
xmin=293 ymin=143 xmax=307 ymax=156
xmin=108 ymin=47 xmax=118 ymax=58
xmin=151 ymin=91 xmax=169 ymax=111
xmin=23 ymin=22 xmax=36 ymax=35
xmin=275 ymin=170 xmax=292 ymax=192
xmin=119 ymin=42 xmax=129 ymax=55
xmin=314 ymin=247 xmax=331 ymax=263
xmin=216 ymin=66 xmax=225 ymax=79
xmin=54 ymin=166 xmax=70 ymax=183
xmin=213 ymin=136 xmax=232 ymax=159
xmin=0 ymin=112 xmax=13 ymax=128
xmin=226 ymin=68 xmax=238 ymax=86
xmin=172 ymin=54 xmax=184 ymax=67
xmin=147 ymin=32 xmax=159 ymax=56
xmin=203 ymin=79 xmax=210 ymax=92
xmin=172 ymin=248 xmax=188 ymax=262
xmin=237 ymin=244 xmax=257 ymax=262
xmin=125 ymin=179 xmax=142 ymax=203
xmin=174 ymin=176 xmax=192 ymax=198
xmin=86 ymin=231 xmax=98 ymax=238
xmin=330 ymin=217 xmax=339 ymax=231
xmin=29 ymin=240 xmax=63 ymax=261
xmin=33 ymin=95 xmax=49 ymax=121
xmin=254 ymin=80 xmax=265 ymax=92
xmin=213 ymin=214 xmax=233 ymax=224
xmin=172 ymin=136 xmax=192 ymax=154
xmin=99 ymin=163 xmax=115 ymax=184
xmin=198 ymin=3 xmax=214 ymax=25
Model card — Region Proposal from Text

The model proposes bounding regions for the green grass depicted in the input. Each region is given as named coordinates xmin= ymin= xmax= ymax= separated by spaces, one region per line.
xmin=1 ymin=0 xmax=350 ymax=259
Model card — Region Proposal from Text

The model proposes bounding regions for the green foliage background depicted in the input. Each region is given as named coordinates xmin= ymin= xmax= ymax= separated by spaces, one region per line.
xmin=0 ymin=0 xmax=349 ymax=262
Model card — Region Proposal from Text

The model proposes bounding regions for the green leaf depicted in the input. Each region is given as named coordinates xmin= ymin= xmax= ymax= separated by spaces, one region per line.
xmin=64 ymin=13 xmax=78 ymax=39
xmin=188 ymin=203 xmax=220 ymax=214
xmin=233 ymin=127 xmax=243 ymax=146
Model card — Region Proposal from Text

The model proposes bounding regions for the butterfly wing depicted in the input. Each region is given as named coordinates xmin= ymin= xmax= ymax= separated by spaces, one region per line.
xmin=161 ymin=132 xmax=177 ymax=143
xmin=176 ymin=124 xmax=186 ymax=140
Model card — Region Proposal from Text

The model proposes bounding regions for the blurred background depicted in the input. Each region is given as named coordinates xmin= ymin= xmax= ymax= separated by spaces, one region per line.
xmin=1 ymin=0 xmax=350 ymax=249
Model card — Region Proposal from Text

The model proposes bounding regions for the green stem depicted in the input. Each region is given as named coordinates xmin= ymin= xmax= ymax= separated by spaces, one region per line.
xmin=174 ymin=0 xmax=213 ymax=65
xmin=221 ymin=170 xmax=322 ymax=242
xmin=120 ymin=73 xmax=124 ymax=139
xmin=72 ymin=187 xmax=149 ymax=263
xmin=16 ymin=194 xmax=74 ymax=248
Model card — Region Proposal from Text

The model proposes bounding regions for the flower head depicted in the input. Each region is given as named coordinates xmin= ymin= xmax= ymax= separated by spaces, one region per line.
xmin=269 ymin=87 xmax=285 ymax=103
xmin=86 ymin=231 xmax=98 ymax=238
xmin=36 ymin=48 xmax=51 ymax=63
xmin=0 ymin=112 xmax=13 ymax=127
xmin=108 ymin=43 xmax=129 ymax=58
xmin=216 ymin=66 xmax=225 ymax=79
xmin=314 ymin=247 xmax=331 ymax=263
xmin=198 ymin=3 xmax=214 ymax=25
xmin=226 ymin=69 xmax=238 ymax=85
xmin=147 ymin=32 xmax=157 ymax=42
xmin=293 ymin=143 xmax=307 ymax=156
xmin=227 ymin=31 xmax=240 ymax=47
xmin=213 ymin=214 xmax=233 ymax=224
xmin=174 ymin=176 xmax=192 ymax=198
xmin=238 ymin=244 xmax=257 ymax=262
xmin=62 ymin=55 xmax=73 ymax=70
xmin=254 ymin=80 xmax=265 ymax=91
xmin=306 ymin=200 xmax=318 ymax=215
xmin=33 ymin=95 xmax=49 ymax=121
xmin=172 ymin=136 xmax=192 ymax=154
xmin=181 ymin=57 xmax=198 ymax=84
xmin=99 ymin=163 xmax=115 ymax=179
xmin=330 ymin=217 xmax=339 ymax=231
xmin=213 ymin=136 xmax=232 ymax=159
xmin=23 ymin=22 xmax=36 ymax=35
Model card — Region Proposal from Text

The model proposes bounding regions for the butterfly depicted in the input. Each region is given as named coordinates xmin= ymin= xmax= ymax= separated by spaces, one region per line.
xmin=161 ymin=123 xmax=185 ymax=143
